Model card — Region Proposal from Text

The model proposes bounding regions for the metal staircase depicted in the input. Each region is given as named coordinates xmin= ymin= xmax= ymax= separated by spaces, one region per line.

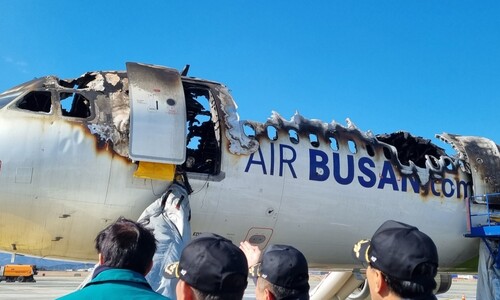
xmin=465 ymin=193 xmax=500 ymax=270
xmin=465 ymin=193 xmax=500 ymax=238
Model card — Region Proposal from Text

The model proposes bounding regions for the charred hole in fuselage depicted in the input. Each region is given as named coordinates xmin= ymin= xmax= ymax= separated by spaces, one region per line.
xmin=58 ymin=73 xmax=96 ymax=89
xmin=183 ymin=84 xmax=220 ymax=175
xmin=72 ymin=73 xmax=97 ymax=89
xmin=60 ymin=92 xmax=92 ymax=118
xmin=60 ymin=72 xmax=125 ymax=91
xmin=366 ymin=144 xmax=375 ymax=157
xmin=383 ymin=147 xmax=392 ymax=160
xmin=377 ymin=132 xmax=446 ymax=168
xmin=442 ymin=157 xmax=455 ymax=171
xmin=16 ymin=91 xmax=52 ymax=113
xmin=57 ymin=76 xmax=97 ymax=119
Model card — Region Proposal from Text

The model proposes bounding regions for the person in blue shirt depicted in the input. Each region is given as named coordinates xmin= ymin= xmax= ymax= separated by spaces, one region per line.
xmin=58 ymin=217 xmax=169 ymax=300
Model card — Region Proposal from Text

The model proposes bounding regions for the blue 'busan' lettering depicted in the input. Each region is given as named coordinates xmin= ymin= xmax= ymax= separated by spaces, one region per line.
xmin=244 ymin=143 xmax=471 ymax=199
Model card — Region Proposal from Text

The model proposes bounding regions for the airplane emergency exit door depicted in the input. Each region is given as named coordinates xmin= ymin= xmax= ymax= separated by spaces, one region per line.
xmin=127 ymin=62 xmax=187 ymax=164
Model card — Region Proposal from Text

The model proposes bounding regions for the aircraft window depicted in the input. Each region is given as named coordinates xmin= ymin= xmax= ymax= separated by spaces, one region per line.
xmin=383 ymin=147 xmax=392 ymax=160
xmin=267 ymin=126 xmax=278 ymax=141
xmin=16 ymin=91 xmax=52 ymax=113
xmin=289 ymin=129 xmax=299 ymax=144
xmin=60 ymin=92 xmax=91 ymax=118
xmin=184 ymin=86 xmax=220 ymax=175
xmin=329 ymin=137 xmax=339 ymax=151
xmin=309 ymin=134 xmax=319 ymax=147
xmin=0 ymin=94 xmax=20 ymax=109
xmin=243 ymin=123 xmax=256 ymax=138
xmin=348 ymin=140 xmax=357 ymax=154
xmin=366 ymin=144 xmax=375 ymax=157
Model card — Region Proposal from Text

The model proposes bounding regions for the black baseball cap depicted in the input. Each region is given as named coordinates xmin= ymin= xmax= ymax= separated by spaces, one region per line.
xmin=165 ymin=233 xmax=248 ymax=294
xmin=250 ymin=244 xmax=309 ymax=299
xmin=352 ymin=220 xmax=438 ymax=282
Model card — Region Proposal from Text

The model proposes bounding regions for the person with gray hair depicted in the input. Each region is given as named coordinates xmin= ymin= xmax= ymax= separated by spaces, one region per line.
xmin=352 ymin=220 xmax=439 ymax=300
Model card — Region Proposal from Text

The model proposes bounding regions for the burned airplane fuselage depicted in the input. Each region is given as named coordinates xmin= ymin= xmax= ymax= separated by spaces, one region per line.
xmin=0 ymin=62 xmax=497 ymax=270
xmin=0 ymin=68 xmax=227 ymax=259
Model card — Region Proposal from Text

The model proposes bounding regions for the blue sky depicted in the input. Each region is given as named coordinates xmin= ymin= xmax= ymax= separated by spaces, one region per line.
xmin=1 ymin=1 xmax=499 ymax=150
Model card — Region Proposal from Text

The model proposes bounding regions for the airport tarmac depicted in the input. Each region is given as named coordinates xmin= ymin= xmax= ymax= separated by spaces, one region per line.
xmin=0 ymin=271 xmax=477 ymax=299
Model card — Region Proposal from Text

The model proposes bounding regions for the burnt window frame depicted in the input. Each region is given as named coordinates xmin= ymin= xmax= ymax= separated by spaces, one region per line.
xmin=182 ymin=82 xmax=222 ymax=176
xmin=57 ymin=90 xmax=95 ymax=120
xmin=13 ymin=90 xmax=54 ymax=114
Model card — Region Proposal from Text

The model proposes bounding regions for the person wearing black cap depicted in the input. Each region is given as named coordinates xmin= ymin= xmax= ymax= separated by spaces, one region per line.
xmin=165 ymin=233 xmax=248 ymax=300
xmin=240 ymin=241 xmax=310 ymax=300
xmin=352 ymin=220 xmax=439 ymax=300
